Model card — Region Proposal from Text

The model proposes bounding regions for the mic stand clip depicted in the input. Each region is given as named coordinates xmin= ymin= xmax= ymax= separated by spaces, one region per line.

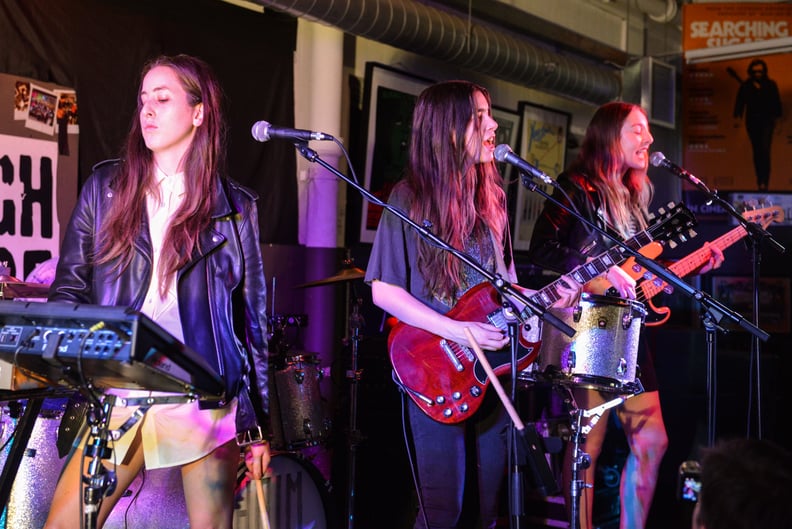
xmin=81 ymin=393 xmax=199 ymax=529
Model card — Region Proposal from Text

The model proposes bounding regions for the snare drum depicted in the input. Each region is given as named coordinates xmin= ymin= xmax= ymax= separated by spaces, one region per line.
xmin=537 ymin=294 xmax=646 ymax=392
xmin=270 ymin=354 xmax=330 ymax=450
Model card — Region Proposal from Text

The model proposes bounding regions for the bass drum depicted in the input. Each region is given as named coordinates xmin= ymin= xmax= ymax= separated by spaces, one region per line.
xmin=234 ymin=452 xmax=331 ymax=529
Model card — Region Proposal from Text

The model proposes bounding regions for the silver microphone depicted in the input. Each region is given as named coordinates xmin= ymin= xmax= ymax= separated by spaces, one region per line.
xmin=494 ymin=144 xmax=554 ymax=185
xmin=251 ymin=120 xmax=334 ymax=142
xmin=650 ymin=152 xmax=704 ymax=187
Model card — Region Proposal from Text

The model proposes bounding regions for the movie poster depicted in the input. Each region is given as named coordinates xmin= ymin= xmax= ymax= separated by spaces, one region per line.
xmin=682 ymin=3 xmax=792 ymax=192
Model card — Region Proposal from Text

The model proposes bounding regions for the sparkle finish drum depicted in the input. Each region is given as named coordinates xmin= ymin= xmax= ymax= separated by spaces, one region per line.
xmin=537 ymin=294 xmax=646 ymax=392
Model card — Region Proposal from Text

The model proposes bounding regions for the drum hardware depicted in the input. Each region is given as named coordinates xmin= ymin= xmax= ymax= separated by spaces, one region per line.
xmin=344 ymin=295 xmax=365 ymax=529
xmin=289 ymin=251 xmax=367 ymax=529
xmin=294 ymin=257 xmax=365 ymax=289
xmin=563 ymin=384 xmax=641 ymax=529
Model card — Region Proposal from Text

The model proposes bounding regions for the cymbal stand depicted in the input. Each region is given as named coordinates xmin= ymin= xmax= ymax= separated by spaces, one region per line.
xmin=563 ymin=387 xmax=636 ymax=529
xmin=701 ymin=312 xmax=719 ymax=448
xmin=345 ymin=295 xmax=365 ymax=529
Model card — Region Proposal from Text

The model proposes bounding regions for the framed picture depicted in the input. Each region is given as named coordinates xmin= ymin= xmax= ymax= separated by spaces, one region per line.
xmin=512 ymin=102 xmax=570 ymax=251
xmin=711 ymin=276 xmax=791 ymax=333
xmin=491 ymin=106 xmax=521 ymax=190
xmin=359 ymin=63 xmax=433 ymax=243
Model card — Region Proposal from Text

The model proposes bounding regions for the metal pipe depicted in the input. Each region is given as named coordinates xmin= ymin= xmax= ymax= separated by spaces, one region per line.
xmin=257 ymin=0 xmax=621 ymax=104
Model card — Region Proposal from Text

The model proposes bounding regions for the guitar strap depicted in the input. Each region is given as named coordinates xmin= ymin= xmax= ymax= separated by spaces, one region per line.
xmin=491 ymin=229 xmax=517 ymax=283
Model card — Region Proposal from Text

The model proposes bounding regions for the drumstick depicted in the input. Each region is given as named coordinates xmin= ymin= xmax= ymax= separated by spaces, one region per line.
xmin=463 ymin=327 xmax=524 ymax=431
xmin=254 ymin=478 xmax=271 ymax=529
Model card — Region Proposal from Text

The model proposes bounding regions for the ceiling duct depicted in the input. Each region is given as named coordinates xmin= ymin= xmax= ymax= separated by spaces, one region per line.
xmin=256 ymin=0 xmax=621 ymax=104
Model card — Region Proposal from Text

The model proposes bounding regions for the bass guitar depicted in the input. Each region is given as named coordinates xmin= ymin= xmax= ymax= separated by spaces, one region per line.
xmin=620 ymin=205 xmax=783 ymax=326
xmin=388 ymin=202 xmax=696 ymax=423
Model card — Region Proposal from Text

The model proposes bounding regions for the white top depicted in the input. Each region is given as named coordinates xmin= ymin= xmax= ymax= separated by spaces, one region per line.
xmin=106 ymin=168 xmax=236 ymax=469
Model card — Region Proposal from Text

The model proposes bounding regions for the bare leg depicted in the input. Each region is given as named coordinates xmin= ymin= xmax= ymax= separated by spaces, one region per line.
xmin=44 ymin=431 xmax=145 ymax=529
xmin=181 ymin=439 xmax=240 ymax=529
xmin=616 ymin=390 xmax=668 ymax=529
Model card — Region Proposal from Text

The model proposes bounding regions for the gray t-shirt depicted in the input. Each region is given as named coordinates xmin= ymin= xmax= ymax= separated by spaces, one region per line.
xmin=364 ymin=184 xmax=499 ymax=315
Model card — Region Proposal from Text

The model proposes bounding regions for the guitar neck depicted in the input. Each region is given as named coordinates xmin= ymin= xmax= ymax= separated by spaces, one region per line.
xmin=640 ymin=225 xmax=746 ymax=299
xmin=528 ymin=230 xmax=656 ymax=309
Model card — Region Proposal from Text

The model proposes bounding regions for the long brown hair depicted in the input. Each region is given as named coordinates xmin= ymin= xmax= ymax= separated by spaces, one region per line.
xmin=96 ymin=55 xmax=226 ymax=290
xmin=568 ymin=101 xmax=653 ymax=237
xmin=400 ymin=80 xmax=507 ymax=302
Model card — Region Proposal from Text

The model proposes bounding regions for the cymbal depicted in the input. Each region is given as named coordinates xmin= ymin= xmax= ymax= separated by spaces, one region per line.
xmin=0 ymin=279 xmax=50 ymax=299
xmin=296 ymin=267 xmax=366 ymax=288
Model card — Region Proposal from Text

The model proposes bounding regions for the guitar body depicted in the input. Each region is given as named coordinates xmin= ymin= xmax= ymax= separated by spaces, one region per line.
xmin=388 ymin=202 xmax=699 ymax=423
xmin=388 ymin=282 xmax=540 ymax=424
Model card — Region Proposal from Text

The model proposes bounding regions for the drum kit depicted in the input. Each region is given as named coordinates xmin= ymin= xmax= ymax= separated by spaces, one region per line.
xmin=0 ymin=272 xmax=50 ymax=300
xmin=518 ymin=291 xmax=648 ymax=528
xmin=253 ymin=266 xmax=649 ymax=529
xmin=235 ymin=257 xmax=367 ymax=529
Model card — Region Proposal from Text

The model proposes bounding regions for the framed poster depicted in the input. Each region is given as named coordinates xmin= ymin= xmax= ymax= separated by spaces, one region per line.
xmin=512 ymin=102 xmax=570 ymax=251
xmin=491 ymin=106 xmax=521 ymax=190
xmin=359 ymin=63 xmax=433 ymax=243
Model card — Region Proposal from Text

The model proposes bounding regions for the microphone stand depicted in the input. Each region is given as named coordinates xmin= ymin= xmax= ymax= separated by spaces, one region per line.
xmin=669 ymin=175 xmax=785 ymax=444
xmin=292 ymin=141 xmax=574 ymax=337
xmin=517 ymin=171 xmax=771 ymax=341
xmin=515 ymin=167 xmax=772 ymax=524
xmin=291 ymin=141 xmax=574 ymax=529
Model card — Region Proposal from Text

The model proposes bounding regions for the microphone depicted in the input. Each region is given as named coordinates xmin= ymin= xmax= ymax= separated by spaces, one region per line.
xmin=649 ymin=152 xmax=704 ymax=187
xmin=251 ymin=120 xmax=334 ymax=142
xmin=494 ymin=144 xmax=554 ymax=185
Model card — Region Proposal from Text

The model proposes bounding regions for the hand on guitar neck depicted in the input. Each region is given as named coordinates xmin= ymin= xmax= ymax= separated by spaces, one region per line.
xmin=590 ymin=204 xmax=783 ymax=326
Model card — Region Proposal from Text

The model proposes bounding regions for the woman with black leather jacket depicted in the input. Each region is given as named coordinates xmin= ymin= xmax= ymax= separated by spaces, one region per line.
xmin=44 ymin=54 xmax=270 ymax=529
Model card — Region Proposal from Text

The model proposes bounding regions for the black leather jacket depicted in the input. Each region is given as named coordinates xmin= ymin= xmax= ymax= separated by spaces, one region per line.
xmin=50 ymin=160 xmax=270 ymax=441
xmin=526 ymin=170 xmax=621 ymax=275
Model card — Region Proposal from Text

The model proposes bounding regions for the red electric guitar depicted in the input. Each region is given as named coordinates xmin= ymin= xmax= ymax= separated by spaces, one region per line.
xmin=388 ymin=202 xmax=696 ymax=423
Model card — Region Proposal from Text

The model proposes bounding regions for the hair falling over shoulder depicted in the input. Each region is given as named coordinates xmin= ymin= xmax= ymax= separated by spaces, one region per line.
xmin=401 ymin=80 xmax=508 ymax=303
xmin=96 ymin=54 xmax=226 ymax=282
xmin=569 ymin=101 xmax=653 ymax=237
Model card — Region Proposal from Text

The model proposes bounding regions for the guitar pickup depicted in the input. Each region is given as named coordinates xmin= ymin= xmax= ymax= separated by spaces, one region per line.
xmin=440 ymin=339 xmax=466 ymax=371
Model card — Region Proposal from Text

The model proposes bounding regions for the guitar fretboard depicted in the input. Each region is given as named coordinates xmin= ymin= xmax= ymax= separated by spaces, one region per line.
xmin=526 ymin=203 xmax=692 ymax=309
xmin=527 ymin=233 xmax=652 ymax=308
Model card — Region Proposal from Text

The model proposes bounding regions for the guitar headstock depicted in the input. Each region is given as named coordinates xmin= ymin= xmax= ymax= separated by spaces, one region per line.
xmin=737 ymin=202 xmax=785 ymax=229
xmin=647 ymin=202 xmax=698 ymax=249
